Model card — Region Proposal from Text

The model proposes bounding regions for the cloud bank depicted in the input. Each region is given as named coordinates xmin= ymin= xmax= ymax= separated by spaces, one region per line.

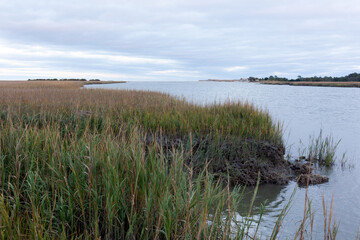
xmin=0 ymin=0 xmax=359 ymax=80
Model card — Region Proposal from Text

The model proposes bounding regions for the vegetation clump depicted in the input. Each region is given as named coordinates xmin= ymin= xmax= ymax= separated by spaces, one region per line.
xmin=304 ymin=130 xmax=343 ymax=167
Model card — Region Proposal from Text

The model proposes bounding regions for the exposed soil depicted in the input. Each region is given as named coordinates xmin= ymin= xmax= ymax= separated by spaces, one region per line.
xmin=145 ymin=134 xmax=329 ymax=186
xmin=297 ymin=174 xmax=329 ymax=185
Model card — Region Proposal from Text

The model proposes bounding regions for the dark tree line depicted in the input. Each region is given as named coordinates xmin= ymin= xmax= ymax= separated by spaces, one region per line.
xmin=248 ymin=72 xmax=360 ymax=82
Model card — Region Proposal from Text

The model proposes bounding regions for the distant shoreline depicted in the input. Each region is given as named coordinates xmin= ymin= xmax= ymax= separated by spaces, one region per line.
xmin=198 ymin=79 xmax=360 ymax=88
xmin=259 ymin=80 xmax=360 ymax=88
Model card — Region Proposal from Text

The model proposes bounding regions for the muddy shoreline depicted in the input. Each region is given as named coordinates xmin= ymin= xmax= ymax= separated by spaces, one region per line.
xmin=146 ymin=134 xmax=329 ymax=186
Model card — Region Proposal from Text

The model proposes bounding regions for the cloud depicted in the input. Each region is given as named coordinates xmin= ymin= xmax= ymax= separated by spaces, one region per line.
xmin=224 ymin=66 xmax=248 ymax=72
xmin=148 ymin=69 xmax=202 ymax=78
xmin=0 ymin=42 xmax=177 ymax=66
xmin=0 ymin=40 xmax=185 ymax=80
xmin=0 ymin=67 xmax=146 ymax=80
xmin=0 ymin=0 xmax=359 ymax=80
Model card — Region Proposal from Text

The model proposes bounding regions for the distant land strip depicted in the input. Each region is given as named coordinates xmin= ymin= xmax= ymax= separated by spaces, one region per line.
xmin=259 ymin=81 xmax=360 ymax=88
xmin=200 ymin=72 xmax=360 ymax=88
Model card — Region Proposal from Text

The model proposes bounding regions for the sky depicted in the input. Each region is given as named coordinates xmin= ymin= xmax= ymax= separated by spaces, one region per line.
xmin=0 ymin=0 xmax=359 ymax=81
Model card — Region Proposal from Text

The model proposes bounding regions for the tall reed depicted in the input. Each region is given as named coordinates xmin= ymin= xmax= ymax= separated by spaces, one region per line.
xmin=0 ymin=81 xmax=346 ymax=239
xmin=0 ymin=81 xmax=283 ymax=239
xmin=307 ymin=130 xmax=341 ymax=167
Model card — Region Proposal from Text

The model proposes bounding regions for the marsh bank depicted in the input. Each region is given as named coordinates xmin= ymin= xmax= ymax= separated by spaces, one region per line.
xmin=86 ymin=81 xmax=360 ymax=239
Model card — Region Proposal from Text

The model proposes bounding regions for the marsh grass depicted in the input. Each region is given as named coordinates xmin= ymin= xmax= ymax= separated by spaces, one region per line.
xmin=293 ymin=187 xmax=339 ymax=240
xmin=307 ymin=130 xmax=341 ymax=167
xmin=0 ymin=81 xmax=349 ymax=239
xmin=297 ymin=130 xmax=344 ymax=167
xmin=0 ymin=81 xmax=282 ymax=145
xmin=0 ymin=125 xmax=237 ymax=238
xmin=0 ymin=81 xmax=283 ymax=239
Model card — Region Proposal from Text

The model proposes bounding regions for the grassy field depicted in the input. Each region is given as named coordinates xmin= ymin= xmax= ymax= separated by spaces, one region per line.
xmin=0 ymin=81 xmax=287 ymax=239
xmin=260 ymin=81 xmax=360 ymax=88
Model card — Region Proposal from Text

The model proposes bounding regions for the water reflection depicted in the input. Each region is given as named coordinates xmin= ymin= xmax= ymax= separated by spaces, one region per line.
xmin=238 ymin=184 xmax=287 ymax=217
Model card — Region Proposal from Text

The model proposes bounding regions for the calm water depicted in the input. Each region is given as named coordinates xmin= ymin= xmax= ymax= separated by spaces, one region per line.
xmin=86 ymin=82 xmax=360 ymax=239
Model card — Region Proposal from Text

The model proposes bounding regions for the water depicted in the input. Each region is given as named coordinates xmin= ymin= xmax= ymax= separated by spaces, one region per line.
xmin=86 ymin=81 xmax=360 ymax=239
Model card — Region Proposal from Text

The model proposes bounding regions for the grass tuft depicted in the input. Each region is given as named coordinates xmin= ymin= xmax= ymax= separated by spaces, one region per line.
xmin=307 ymin=130 xmax=342 ymax=167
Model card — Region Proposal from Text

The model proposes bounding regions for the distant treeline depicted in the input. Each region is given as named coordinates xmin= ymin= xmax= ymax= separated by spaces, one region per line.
xmin=248 ymin=72 xmax=360 ymax=82
xmin=28 ymin=78 xmax=101 ymax=81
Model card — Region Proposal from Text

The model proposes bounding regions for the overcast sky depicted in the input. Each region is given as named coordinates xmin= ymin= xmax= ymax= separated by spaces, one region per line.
xmin=0 ymin=0 xmax=359 ymax=81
